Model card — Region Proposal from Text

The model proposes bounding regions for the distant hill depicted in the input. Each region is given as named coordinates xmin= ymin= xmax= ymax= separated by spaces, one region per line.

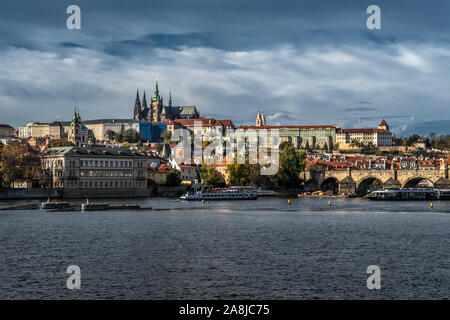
xmin=396 ymin=120 xmax=450 ymax=137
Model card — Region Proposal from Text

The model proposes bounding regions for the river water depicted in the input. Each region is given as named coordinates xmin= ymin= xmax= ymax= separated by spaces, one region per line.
xmin=0 ymin=197 xmax=449 ymax=299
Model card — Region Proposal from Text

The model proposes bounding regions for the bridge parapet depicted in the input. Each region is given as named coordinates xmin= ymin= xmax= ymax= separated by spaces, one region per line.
xmin=303 ymin=167 xmax=450 ymax=194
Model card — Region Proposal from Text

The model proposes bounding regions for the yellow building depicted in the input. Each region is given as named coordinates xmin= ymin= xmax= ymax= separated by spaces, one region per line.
xmin=18 ymin=122 xmax=64 ymax=138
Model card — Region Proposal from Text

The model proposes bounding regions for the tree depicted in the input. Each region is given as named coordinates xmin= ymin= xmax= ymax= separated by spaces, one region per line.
xmin=0 ymin=141 xmax=43 ymax=187
xmin=51 ymin=141 xmax=75 ymax=148
xmin=161 ymin=130 xmax=172 ymax=144
xmin=200 ymin=165 xmax=225 ymax=188
xmin=433 ymin=135 xmax=450 ymax=150
xmin=413 ymin=148 xmax=428 ymax=157
xmin=106 ymin=130 xmax=116 ymax=141
xmin=166 ymin=168 xmax=181 ymax=187
xmin=402 ymin=134 xmax=421 ymax=146
xmin=272 ymin=145 xmax=306 ymax=188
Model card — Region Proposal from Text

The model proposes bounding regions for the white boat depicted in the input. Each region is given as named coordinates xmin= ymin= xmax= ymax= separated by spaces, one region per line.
xmin=228 ymin=186 xmax=276 ymax=197
xmin=256 ymin=189 xmax=276 ymax=197
xmin=180 ymin=188 xmax=258 ymax=200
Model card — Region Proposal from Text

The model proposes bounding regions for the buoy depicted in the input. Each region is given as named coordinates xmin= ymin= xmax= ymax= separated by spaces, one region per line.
xmin=288 ymin=199 xmax=291 ymax=205
xmin=430 ymin=202 xmax=433 ymax=209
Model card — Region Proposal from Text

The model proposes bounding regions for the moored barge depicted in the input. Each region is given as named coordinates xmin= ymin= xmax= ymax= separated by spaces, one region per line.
xmin=366 ymin=189 xmax=442 ymax=200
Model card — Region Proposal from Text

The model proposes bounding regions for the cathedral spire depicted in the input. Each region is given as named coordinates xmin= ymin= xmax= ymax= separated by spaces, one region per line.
xmin=134 ymin=89 xmax=142 ymax=120
xmin=135 ymin=89 xmax=140 ymax=105
xmin=142 ymin=90 xmax=147 ymax=108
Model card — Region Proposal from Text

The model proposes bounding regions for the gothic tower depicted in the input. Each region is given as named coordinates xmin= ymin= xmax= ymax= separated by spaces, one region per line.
xmin=133 ymin=89 xmax=141 ymax=120
xmin=141 ymin=91 xmax=148 ymax=120
xmin=256 ymin=112 xmax=262 ymax=126
xmin=150 ymin=81 xmax=163 ymax=122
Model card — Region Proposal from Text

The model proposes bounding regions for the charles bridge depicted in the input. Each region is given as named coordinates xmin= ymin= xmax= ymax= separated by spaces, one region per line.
xmin=302 ymin=160 xmax=450 ymax=195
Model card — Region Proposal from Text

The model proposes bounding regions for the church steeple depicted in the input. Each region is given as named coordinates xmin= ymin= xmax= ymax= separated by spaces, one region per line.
xmin=72 ymin=107 xmax=78 ymax=124
xmin=142 ymin=91 xmax=147 ymax=109
xmin=134 ymin=89 xmax=142 ymax=120
xmin=152 ymin=81 xmax=160 ymax=101
xmin=256 ymin=111 xmax=261 ymax=126
xmin=261 ymin=112 xmax=266 ymax=126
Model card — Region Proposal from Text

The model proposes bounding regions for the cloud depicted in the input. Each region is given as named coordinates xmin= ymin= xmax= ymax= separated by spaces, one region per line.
xmin=2 ymin=40 xmax=450 ymax=130
xmin=339 ymin=107 xmax=378 ymax=112
xmin=0 ymin=0 xmax=450 ymax=134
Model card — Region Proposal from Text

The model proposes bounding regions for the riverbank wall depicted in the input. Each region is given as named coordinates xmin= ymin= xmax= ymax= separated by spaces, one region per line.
xmin=0 ymin=188 xmax=63 ymax=200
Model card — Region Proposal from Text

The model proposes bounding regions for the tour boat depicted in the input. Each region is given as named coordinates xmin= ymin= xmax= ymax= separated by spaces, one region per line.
xmin=436 ymin=189 xmax=450 ymax=200
xmin=366 ymin=189 xmax=439 ymax=201
xmin=228 ymin=186 xmax=276 ymax=197
xmin=180 ymin=188 xmax=258 ymax=200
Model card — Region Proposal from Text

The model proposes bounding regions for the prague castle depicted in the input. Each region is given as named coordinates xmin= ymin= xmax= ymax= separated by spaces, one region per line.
xmin=133 ymin=82 xmax=200 ymax=122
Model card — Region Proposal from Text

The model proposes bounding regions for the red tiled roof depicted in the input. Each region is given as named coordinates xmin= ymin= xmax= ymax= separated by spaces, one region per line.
xmin=379 ymin=119 xmax=387 ymax=126
xmin=238 ymin=125 xmax=336 ymax=130
xmin=337 ymin=128 xmax=389 ymax=134
xmin=179 ymin=164 xmax=197 ymax=169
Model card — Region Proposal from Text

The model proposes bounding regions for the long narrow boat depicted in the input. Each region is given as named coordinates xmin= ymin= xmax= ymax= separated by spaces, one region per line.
xmin=180 ymin=188 xmax=258 ymax=200
xmin=366 ymin=189 xmax=439 ymax=200
xmin=436 ymin=189 xmax=450 ymax=200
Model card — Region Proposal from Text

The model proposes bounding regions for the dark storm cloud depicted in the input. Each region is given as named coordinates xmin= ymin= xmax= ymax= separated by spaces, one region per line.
xmin=1 ymin=0 xmax=450 ymax=130
xmin=340 ymin=107 xmax=378 ymax=112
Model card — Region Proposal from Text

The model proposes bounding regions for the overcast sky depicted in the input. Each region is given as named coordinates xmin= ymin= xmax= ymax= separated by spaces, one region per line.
xmin=1 ymin=0 xmax=450 ymax=135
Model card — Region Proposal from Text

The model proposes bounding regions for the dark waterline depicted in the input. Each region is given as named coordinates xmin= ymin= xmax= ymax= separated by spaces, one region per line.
xmin=0 ymin=197 xmax=449 ymax=299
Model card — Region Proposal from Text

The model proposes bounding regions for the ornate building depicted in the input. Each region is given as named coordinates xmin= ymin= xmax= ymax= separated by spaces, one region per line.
xmin=68 ymin=108 xmax=88 ymax=147
xmin=335 ymin=119 xmax=393 ymax=147
xmin=133 ymin=82 xmax=200 ymax=122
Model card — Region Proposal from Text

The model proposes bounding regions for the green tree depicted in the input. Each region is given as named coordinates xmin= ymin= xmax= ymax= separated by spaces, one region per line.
xmin=50 ymin=141 xmax=75 ymax=148
xmin=161 ymin=130 xmax=172 ymax=144
xmin=166 ymin=168 xmax=181 ymax=187
xmin=200 ymin=165 xmax=225 ymax=188
xmin=106 ymin=130 xmax=116 ymax=141
xmin=272 ymin=145 xmax=306 ymax=188
xmin=0 ymin=141 xmax=43 ymax=187
xmin=433 ymin=135 xmax=450 ymax=150
xmin=402 ymin=134 xmax=421 ymax=146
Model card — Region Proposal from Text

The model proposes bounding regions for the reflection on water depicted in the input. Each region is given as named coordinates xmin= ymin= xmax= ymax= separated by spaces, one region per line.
xmin=0 ymin=197 xmax=449 ymax=299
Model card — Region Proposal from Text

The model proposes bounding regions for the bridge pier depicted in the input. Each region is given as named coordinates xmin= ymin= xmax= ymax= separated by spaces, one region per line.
xmin=338 ymin=176 xmax=356 ymax=194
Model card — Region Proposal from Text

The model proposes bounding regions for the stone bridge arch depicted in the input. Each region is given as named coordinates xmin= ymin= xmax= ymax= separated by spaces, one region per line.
xmin=319 ymin=177 xmax=339 ymax=194
xmin=402 ymin=177 xmax=435 ymax=189
xmin=355 ymin=176 xmax=384 ymax=196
